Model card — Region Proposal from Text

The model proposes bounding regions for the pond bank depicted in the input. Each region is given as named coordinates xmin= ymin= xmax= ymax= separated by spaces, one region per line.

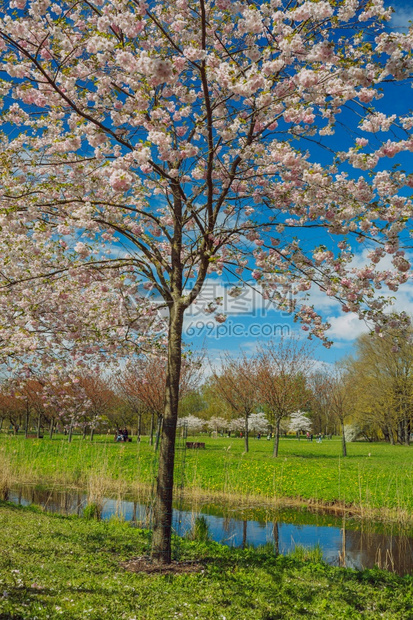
xmin=1 ymin=501 xmax=412 ymax=620
xmin=2 ymin=435 xmax=413 ymax=524
xmin=8 ymin=484 xmax=413 ymax=575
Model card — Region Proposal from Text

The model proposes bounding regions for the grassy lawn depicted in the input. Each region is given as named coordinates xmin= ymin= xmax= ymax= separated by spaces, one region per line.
xmin=0 ymin=502 xmax=412 ymax=620
xmin=1 ymin=434 xmax=413 ymax=514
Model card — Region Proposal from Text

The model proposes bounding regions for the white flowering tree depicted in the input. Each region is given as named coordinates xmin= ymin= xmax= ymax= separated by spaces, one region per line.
xmin=288 ymin=410 xmax=312 ymax=436
xmin=1 ymin=0 xmax=413 ymax=563
xmin=228 ymin=417 xmax=246 ymax=434
xmin=207 ymin=416 xmax=228 ymax=434
xmin=177 ymin=414 xmax=204 ymax=435
xmin=248 ymin=412 xmax=270 ymax=434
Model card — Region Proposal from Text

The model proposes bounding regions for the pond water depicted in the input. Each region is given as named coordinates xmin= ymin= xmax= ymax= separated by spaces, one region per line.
xmin=8 ymin=486 xmax=413 ymax=575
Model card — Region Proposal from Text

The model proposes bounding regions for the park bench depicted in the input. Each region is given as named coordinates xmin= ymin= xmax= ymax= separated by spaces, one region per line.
xmin=186 ymin=442 xmax=205 ymax=449
xmin=26 ymin=434 xmax=43 ymax=439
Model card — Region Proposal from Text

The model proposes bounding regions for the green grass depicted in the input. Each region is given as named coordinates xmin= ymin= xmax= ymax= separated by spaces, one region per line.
xmin=1 ymin=501 xmax=412 ymax=619
xmin=2 ymin=434 xmax=413 ymax=515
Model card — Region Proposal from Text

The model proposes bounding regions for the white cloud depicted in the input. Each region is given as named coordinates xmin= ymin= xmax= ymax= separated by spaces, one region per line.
xmin=327 ymin=313 xmax=370 ymax=341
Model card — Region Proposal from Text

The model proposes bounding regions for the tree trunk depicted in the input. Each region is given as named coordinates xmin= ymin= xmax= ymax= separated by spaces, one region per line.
xmin=244 ymin=412 xmax=249 ymax=453
xmin=397 ymin=421 xmax=403 ymax=445
xmin=137 ymin=411 xmax=142 ymax=442
xmin=49 ymin=418 xmax=54 ymax=439
xmin=24 ymin=403 xmax=30 ymax=438
xmin=68 ymin=422 xmax=73 ymax=443
xmin=273 ymin=417 xmax=281 ymax=457
xmin=273 ymin=521 xmax=279 ymax=555
xmin=90 ymin=427 xmax=94 ymax=442
xmin=0 ymin=417 xmax=3 ymax=432
xmin=151 ymin=303 xmax=184 ymax=563
xmin=154 ymin=416 xmax=162 ymax=452
xmin=149 ymin=411 xmax=155 ymax=446
xmin=82 ymin=426 xmax=87 ymax=440
xmin=404 ymin=418 xmax=410 ymax=446
xmin=36 ymin=412 xmax=42 ymax=438
xmin=340 ymin=419 xmax=347 ymax=457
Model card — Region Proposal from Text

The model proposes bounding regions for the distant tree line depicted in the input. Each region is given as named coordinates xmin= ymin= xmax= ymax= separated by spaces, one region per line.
xmin=1 ymin=330 xmax=412 ymax=453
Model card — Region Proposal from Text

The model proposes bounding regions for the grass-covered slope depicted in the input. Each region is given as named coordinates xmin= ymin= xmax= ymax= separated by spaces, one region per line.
xmin=0 ymin=502 xmax=412 ymax=619
xmin=2 ymin=434 xmax=413 ymax=515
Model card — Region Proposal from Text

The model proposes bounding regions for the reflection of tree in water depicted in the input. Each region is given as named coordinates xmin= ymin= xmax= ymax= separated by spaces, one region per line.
xmin=12 ymin=486 xmax=84 ymax=515
xmin=242 ymin=520 xmax=247 ymax=549
xmin=223 ymin=516 xmax=232 ymax=534
xmin=8 ymin=487 xmax=413 ymax=575
xmin=273 ymin=522 xmax=279 ymax=556
xmin=343 ymin=526 xmax=413 ymax=574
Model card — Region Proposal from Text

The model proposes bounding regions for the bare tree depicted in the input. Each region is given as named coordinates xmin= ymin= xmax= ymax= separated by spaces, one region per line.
xmin=326 ymin=366 xmax=354 ymax=457
xmin=212 ymin=353 xmax=257 ymax=453
xmin=256 ymin=338 xmax=313 ymax=457
xmin=118 ymin=354 xmax=202 ymax=448
xmin=0 ymin=383 xmax=24 ymax=435
xmin=79 ymin=374 xmax=115 ymax=441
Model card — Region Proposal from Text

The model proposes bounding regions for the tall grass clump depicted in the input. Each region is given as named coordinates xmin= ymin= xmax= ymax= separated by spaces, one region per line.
xmin=289 ymin=543 xmax=323 ymax=563
xmin=85 ymin=465 xmax=109 ymax=520
xmin=0 ymin=448 xmax=13 ymax=500
xmin=188 ymin=515 xmax=210 ymax=542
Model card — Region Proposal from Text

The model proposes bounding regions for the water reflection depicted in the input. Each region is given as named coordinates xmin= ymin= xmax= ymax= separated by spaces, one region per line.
xmin=7 ymin=486 xmax=413 ymax=575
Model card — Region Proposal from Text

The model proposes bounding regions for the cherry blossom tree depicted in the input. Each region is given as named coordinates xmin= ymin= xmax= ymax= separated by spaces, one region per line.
xmin=0 ymin=244 xmax=164 ymax=372
xmin=228 ymin=416 xmax=247 ymax=434
xmin=1 ymin=0 xmax=413 ymax=562
xmin=207 ymin=416 xmax=228 ymax=434
xmin=248 ymin=411 xmax=270 ymax=434
xmin=288 ymin=409 xmax=312 ymax=436
xmin=42 ymin=372 xmax=93 ymax=442
xmin=177 ymin=413 xmax=204 ymax=435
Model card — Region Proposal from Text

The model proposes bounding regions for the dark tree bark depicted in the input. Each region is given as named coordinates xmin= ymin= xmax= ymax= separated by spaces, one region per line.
xmin=149 ymin=411 xmax=155 ymax=446
xmin=154 ymin=416 xmax=162 ymax=452
xmin=24 ymin=402 xmax=30 ymax=438
xmin=404 ymin=418 xmax=410 ymax=446
xmin=49 ymin=418 xmax=54 ymax=439
xmin=90 ymin=427 xmax=95 ymax=441
xmin=273 ymin=418 xmax=281 ymax=457
xmin=36 ymin=412 xmax=42 ymax=438
xmin=244 ymin=412 xmax=249 ymax=453
xmin=151 ymin=303 xmax=184 ymax=563
xmin=340 ymin=419 xmax=347 ymax=457
xmin=273 ymin=521 xmax=279 ymax=555
xmin=137 ymin=410 xmax=142 ymax=442
xmin=242 ymin=520 xmax=247 ymax=549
